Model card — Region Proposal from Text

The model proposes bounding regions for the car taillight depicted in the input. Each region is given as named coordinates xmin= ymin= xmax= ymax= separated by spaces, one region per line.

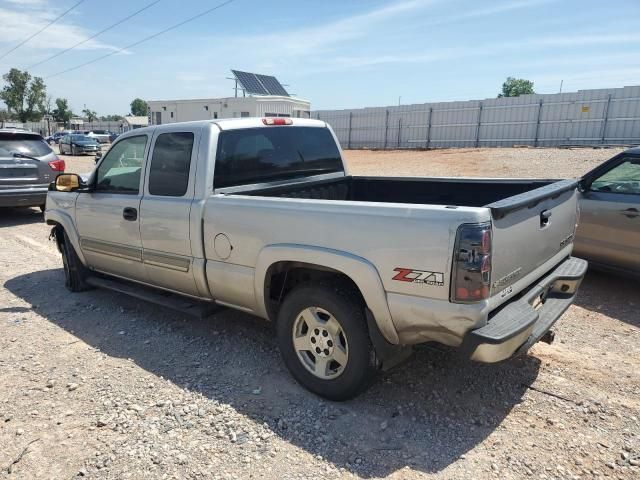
xmin=262 ymin=117 xmax=292 ymax=125
xmin=48 ymin=159 xmax=65 ymax=172
xmin=451 ymin=222 xmax=492 ymax=303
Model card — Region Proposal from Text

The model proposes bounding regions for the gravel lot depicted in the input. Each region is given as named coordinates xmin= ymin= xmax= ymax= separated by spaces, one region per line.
xmin=1 ymin=147 xmax=638 ymax=479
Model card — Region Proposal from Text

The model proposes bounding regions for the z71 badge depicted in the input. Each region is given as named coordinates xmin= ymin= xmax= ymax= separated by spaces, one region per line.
xmin=392 ymin=268 xmax=445 ymax=286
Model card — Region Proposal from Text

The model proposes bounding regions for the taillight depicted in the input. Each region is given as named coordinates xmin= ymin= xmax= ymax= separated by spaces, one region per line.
xmin=48 ymin=159 xmax=65 ymax=172
xmin=451 ymin=222 xmax=492 ymax=303
xmin=262 ymin=117 xmax=292 ymax=125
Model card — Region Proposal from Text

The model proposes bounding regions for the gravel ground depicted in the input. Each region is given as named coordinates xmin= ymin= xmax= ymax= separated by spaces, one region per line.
xmin=344 ymin=147 xmax=626 ymax=178
xmin=1 ymin=147 xmax=638 ymax=479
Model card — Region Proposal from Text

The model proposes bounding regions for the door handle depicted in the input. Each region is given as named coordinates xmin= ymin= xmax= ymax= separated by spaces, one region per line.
xmin=123 ymin=207 xmax=137 ymax=221
xmin=620 ymin=208 xmax=639 ymax=218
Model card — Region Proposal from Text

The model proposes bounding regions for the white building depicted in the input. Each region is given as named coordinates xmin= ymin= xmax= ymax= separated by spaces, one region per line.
xmin=147 ymin=95 xmax=311 ymax=125
xmin=123 ymin=115 xmax=149 ymax=131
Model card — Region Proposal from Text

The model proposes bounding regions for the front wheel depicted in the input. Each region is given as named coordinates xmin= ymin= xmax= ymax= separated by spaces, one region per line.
xmin=276 ymin=282 xmax=376 ymax=401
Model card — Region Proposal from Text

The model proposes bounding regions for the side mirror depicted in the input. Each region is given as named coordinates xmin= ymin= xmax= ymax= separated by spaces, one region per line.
xmin=54 ymin=173 xmax=84 ymax=192
xmin=577 ymin=179 xmax=587 ymax=193
xmin=95 ymin=151 xmax=103 ymax=164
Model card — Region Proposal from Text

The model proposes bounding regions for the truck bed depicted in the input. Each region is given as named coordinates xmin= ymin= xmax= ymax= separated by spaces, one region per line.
xmin=242 ymin=175 xmax=555 ymax=207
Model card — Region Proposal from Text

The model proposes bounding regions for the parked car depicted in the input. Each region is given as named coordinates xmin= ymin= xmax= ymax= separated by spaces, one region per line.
xmin=59 ymin=134 xmax=100 ymax=156
xmin=45 ymin=118 xmax=587 ymax=400
xmin=46 ymin=131 xmax=71 ymax=145
xmin=574 ymin=148 xmax=640 ymax=278
xmin=0 ymin=129 xmax=65 ymax=210
xmin=109 ymin=132 xmax=120 ymax=143
xmin=85 ymin=130 xmax=113 ymax=144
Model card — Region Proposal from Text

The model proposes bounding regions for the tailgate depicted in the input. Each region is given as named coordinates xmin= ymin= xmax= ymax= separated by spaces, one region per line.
xmin=0 ymin=158 xmax=40 ymax=185
xmin=487 ymin=179 xmax=579 ymax=296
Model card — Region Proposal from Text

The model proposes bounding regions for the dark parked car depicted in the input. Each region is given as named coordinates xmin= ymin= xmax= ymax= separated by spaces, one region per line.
xmin=59 ymin=134 xmax=100 ymax=156
xmin=45 ymin=131 xmax=71 ymax=145
xmin=574 ymin=148 xmax=640 ymax=278
xmin=0 ymin=129 xmax=65 ymax=210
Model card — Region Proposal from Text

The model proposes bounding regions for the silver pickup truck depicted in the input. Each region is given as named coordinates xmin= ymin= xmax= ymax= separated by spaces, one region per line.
xmin=46 ymin=118 xmax=587 ymax=400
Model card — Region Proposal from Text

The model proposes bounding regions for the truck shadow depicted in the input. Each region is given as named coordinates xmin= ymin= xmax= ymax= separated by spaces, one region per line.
xmin=0 ymin=207 xmax=45 ymax=227
xmin=575 ymin=270 xmax=639 ymax=328
xmin=5 ymin=268 xmax=541 ymax=477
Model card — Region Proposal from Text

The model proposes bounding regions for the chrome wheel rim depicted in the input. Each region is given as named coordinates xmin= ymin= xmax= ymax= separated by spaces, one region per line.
xmin=292 ymin=307 xmax=349 ymax=380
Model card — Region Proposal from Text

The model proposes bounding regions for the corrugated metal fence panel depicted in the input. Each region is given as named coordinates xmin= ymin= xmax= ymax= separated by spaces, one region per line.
xmin=313 ymin=85 xmax=640 ymax=149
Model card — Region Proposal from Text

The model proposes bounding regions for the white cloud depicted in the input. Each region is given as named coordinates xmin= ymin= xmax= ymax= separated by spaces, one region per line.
xmin=204 ymin=0 xmax=567 ymax=73
xmin=0 ymin=1 xmax=120 ymax=68
xmin=216 ymin=0 xmax=440 ymax=60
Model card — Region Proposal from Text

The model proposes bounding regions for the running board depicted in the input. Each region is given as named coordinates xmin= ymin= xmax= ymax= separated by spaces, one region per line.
xmin=85 ymin=275 xmax=222 ymax=319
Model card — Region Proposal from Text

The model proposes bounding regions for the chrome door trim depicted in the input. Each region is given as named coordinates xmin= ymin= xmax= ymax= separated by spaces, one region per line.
xmin=80 ymin=238 xmax=142 ymax=262
xmin=143 ymin=250 xmax=191 ymax=272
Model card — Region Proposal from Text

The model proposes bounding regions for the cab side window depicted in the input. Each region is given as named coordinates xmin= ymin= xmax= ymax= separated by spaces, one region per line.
xmin=148 ymin=132 xmax=194 ymax=197
xmin=591 ymin=158 xmax=640 ymax=195
xmin=95 ymin=136 xmax=147 ymax=194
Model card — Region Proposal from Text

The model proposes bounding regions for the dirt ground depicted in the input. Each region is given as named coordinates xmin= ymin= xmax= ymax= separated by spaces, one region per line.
xmin=1 ymin=147 xmax=638 ymax=479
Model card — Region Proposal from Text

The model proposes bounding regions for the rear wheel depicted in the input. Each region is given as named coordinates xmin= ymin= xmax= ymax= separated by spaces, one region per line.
xmin=276 ymin=282 xmax=376 ymax=401
xmin=60 ymin=230 xmax=91 ymax=292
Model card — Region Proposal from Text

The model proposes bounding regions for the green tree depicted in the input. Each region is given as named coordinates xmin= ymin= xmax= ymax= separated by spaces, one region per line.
xmin=130 ymin=98 xmax=148 ymax=116
xmin=52 ymin=98 xmax=73 ymax=125
xmin=82 ymin=108 xmax=98 ymax=122
xmin=100 ymin=114 xmax=124 ymax=121
xmin=0 ymin=68 xmax=47 ymax=122
xmin=0 ymin=109 xmax=12 ymax=122
xmin=498 ymin=77 xmax=535 ymax=98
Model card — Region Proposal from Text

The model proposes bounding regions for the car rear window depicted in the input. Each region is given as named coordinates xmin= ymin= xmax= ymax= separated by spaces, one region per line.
xmin=0 ymin=133 xmax=52 ymax=157
xmin=214 ymin=126 xmax=343 ymax=189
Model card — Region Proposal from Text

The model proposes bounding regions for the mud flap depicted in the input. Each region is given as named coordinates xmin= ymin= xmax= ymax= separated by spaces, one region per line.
xmin=365 ymin=308 xmax=413 ymax=371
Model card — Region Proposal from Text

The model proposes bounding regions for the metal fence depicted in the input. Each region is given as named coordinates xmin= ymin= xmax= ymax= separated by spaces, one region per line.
xmin=9 ymin=121 xmax=126 ymax=136
xmin=313 ymin=85 xmax=640 ymax=149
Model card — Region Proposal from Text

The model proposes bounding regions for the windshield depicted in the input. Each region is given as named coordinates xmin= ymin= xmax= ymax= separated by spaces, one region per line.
xmin=71 ymin=135 xmax=94 ymax=142
xmin=0 ymin=133 xmax=52 ymax=157
xmin=214 ymin=126 xmax=343 ymax=188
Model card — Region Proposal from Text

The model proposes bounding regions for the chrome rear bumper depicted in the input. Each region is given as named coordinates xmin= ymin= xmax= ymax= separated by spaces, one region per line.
xmin=461 ymin=256 xmax=588 ymax=363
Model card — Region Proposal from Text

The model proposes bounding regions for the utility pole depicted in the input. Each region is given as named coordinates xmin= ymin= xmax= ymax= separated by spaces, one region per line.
xmin=559 ymin=80 xmax=563 ymax=93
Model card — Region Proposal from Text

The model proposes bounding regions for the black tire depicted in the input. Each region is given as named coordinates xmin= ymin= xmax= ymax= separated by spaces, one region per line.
xmin=60 ymin=230 xmax=91 ymax=292
xmin=276 ymin=281 xmax=377 ymax=401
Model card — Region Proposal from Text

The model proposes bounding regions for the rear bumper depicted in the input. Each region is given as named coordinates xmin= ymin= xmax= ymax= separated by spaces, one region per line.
xmin=0 ymin=187 xmax=48 ymax=207
xmin=460 ymin=256 xmax=588 ymax=363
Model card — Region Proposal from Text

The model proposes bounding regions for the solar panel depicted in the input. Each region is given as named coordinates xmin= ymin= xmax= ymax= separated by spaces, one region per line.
xmin=255 ymin=74 xmax=289 ymax=96
xmin=231 ymin=70 xmax=268 ymax=95
xmin=231 ymin=70 xmax=290 ymax=96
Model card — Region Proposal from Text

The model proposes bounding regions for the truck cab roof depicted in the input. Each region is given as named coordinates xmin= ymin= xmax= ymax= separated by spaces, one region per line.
xmin=118 ymin=117 xmax=327 ymax=139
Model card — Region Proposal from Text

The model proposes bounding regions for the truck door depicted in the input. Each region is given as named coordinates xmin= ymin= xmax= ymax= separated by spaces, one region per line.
xmin=75 ymin=134 xmax=149 ymax=282
xmin=575 ymin=155 xmax=640 ymax=274
xmin=139 ymin=129 xmax=201 ymax=297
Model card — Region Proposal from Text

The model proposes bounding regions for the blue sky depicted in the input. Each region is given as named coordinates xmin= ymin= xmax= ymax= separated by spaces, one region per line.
xmin=1 ymin=0 xmax=639 ymax=115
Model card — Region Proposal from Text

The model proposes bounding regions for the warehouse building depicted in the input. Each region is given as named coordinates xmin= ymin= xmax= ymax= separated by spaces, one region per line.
xmin=148 ymin=69 xmax=310 ymax=125
xmin=147 ymin=95 xmax=310 ymax=125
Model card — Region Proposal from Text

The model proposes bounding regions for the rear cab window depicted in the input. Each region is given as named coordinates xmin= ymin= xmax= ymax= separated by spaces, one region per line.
xmin=0 ymin=133 xmax=53 ymax=157
xmin=148 ymin=132 xmax=194 ymax=196
xmin=213 ymin=126 xmax=343 ymax=189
